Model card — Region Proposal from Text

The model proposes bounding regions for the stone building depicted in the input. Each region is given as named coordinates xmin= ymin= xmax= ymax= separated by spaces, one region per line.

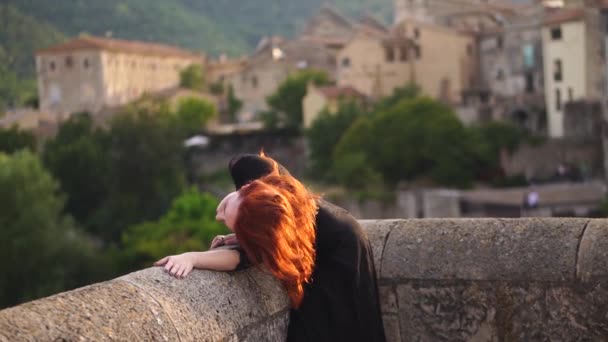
xmin=394 ymin=0 xmax=518 ymax=25
xmin=337 ymin=19 xmax=476 ymax=104
xmin=476 ymin=3 xmax=547 ymax=131
xmin=36 ymin=36 xmax=203 ymax=116
xmin=542 ymin=6 xmax=604 ymax=138
xmin=302 ymin=83 xmax=367 ymax=129
xmin=225 ymin=37 xmax=336 ymax=121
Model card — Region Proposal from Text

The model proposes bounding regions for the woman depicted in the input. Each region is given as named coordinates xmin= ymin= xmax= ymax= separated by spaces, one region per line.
xmin=156 ymin=153 xmax=386 ymax=341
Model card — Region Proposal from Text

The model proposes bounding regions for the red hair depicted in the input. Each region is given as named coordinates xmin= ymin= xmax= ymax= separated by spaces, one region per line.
xmin=234 ymin=173 xmax=317 ymax=308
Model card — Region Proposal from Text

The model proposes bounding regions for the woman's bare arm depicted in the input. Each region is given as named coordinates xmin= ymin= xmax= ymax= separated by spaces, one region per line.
xmin=154 ymin=249 xmax=240 ymax=278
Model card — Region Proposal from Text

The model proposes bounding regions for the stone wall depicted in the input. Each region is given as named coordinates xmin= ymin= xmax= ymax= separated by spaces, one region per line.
xmin=2 ymin=218 xmax=608 ymax=341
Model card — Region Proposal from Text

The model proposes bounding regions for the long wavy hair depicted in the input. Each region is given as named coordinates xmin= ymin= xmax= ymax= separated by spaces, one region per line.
xmin=234 ymin=171 xmax=318 ymax=308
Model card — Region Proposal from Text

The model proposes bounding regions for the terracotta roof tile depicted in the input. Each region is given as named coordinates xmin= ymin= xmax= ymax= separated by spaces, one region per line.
xmin=37 ymin=36 xmax=201 ymax=59
xmin=543 ymin=8 xmax=585 ymax=26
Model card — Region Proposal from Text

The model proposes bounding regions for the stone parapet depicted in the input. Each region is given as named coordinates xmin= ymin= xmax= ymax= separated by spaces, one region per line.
xmin=2 ymin=218 xmax=608 ymax=341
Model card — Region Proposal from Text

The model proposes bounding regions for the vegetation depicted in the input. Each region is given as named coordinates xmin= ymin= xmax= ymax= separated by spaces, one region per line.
xmin=180 ymin=65 xmax=206 ymax=91
xmin=0 ymin=151 xmax=104 ymax=308
xmin=0 ymin=125 xmax=37 ymax=153
xmin=175 ymin=97 xmax=217 ymax=133
xmin=264 ymin=70 xmax=330 ymax=130
xmin=121 ymin=189 xmax=228 ymax=271
xmin=306 ymin=100 xmax=367 ymax=180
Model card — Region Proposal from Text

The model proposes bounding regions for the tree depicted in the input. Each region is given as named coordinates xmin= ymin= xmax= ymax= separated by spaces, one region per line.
xmin=180 ymin=64 xmax=205 ymax=90
xmin=334 ymin=97 xmax=476 ymax=188
xmin=121 ymin=188 xmax=228 ymax=271
xmin=306 ymin=100 xmax=367 ymax=179
xmin=373 ymin=82 xmax=421 ymax=112
xmin=265 ymin=70 xmax=330 ymax=130
xmin=175 ymin=96 xmax=216 ymax=133
xmin=43 ymin=113 xmax=109 ymax=225
xmin=226 ymin=85 xmax=242 ymax=123
xmin=0 ymin=125 xmax=36 ymax=153
xmin=0 ymin=151 xmax=101 ymax=309
xmin=90 ymin=106 xmax=188 ymax=243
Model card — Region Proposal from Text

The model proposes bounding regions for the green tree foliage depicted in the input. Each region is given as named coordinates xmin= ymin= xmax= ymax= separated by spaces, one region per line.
xmin=179 ymin=64 xmax=205 ymax=90
xmin=91 ymin=107 xmax=188 ymax=242
xmin=43 ymin=114 xmax=109 ymax=225
xmin=374 ymin=82 xmax=421 ymax=112
xmin=43 ymin=107 xmax=192 ymax=243
xmin=175 ymin=97 xmax=216 ymax=133
xmin=0 ymin=125 xmax=36 ymax=153
xmin=121 ymin=189 xmax=228 ymax=270
xmin=265 ymin=70 xmax=330 ymax=130
xmin=335 ymin=97 xmax=476 ymax=188
xmin=0 ymin=4 xmax=65 ymax=109
xmin=306 ymin=101 xmax=367 ymax=179
xmin=9 ymin=0 xmax=245 ymax=56
xmin=0 ymin=151 xmax=102 ymax=309
xmin=227 ymin=85 xmax=242 ymax=123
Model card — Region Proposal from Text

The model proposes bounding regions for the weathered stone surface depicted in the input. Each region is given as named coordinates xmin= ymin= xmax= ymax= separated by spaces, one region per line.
xmin=120 ymin=266 xmax=285 ymax=341
xmin=234 ymin=310 xmax=290 ymax=342
xmin=502 ymin=284 xmax=608 ymax=340
xmin=379 ymin=285 xmax=399 ymax=314
xmin=396 ymin=282 xmax=497 ymax=342
xmin=361 ymin=219 xmax=398 ymax=277
xmin=0 ymin=280 xmax=177 ymax=341
xmin=382 ymin=314 xmax=401 ymax=342
xmin=577 ymin=219 xmax=608 ymax=281
xmin=382 ymin=218 xmax=586 ymax=281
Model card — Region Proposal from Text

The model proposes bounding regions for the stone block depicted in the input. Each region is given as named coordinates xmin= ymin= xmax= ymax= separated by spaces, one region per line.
xmin=120 ymin=266 xmax=282 ymax=341
xmin=396 ymin=282 xmax=497 ymax=341
xmin=577 ymin=219 xmax=608 ymax=281
xmin=382 ymin=314 xmax=401 ymax=342
xmin=379 ymin=285 xmax=399 ymax=314
xmin=382 ymin=218 xmax=586 ymax=282
xmin=361 ymin=220 xmax=398 ymax=278
xmin=0 ymin=280 xmax=176 ymax=341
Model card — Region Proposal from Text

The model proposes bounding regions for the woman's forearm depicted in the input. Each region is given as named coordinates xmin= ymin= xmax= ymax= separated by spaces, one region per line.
xmin=185 ymin=249 xmax=240 ymax=272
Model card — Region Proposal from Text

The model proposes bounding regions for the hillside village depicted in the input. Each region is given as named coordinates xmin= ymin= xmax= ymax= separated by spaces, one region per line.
xmin=0 ymin=1 xmax=602 ymax=138
xmin=2 ymin=0 xmax=608 ymax=206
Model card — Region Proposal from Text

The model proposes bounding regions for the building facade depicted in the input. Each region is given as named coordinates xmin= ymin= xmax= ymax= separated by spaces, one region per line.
xmin=36 ymin=36 xmax=203 ymax=116
xmin=542 ymin=7 xmax=603 ymax=138
xmin=302 ymin=83 xmax=367 ymax=129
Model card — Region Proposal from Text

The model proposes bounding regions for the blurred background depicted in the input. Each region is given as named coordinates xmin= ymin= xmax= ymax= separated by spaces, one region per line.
xmin=1 ymin=0 xmax=607 ymax=309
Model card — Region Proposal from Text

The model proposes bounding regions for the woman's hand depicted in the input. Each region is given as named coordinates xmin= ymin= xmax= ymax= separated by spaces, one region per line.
xmin=154 ymin=253 xmax=194 ymax=279
xmin=210 ymin=234 xmax=238 ymax=249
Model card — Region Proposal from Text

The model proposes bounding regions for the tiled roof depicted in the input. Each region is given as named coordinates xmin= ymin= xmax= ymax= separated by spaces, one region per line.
xmin=37 ymin=36 xmax=201 ymax=59
xmin=543 ymin=8 xmax=585 ymax=26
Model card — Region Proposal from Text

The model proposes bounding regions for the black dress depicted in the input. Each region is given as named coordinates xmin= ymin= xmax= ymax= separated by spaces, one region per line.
xmin=229 ymin=155 xmax=386 ymax=342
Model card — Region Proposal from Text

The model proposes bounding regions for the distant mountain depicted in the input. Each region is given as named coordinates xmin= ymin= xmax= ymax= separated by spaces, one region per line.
xmin=1 ymin=0 xmax=393 ymax=109
xmin=8 ymin=0 xmax=393 ymax=56
xmin=0 ymin=4 xmax=65 ymax=110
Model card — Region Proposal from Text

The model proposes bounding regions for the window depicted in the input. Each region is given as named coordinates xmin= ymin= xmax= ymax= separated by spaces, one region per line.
xmin=496 ymin=69 xmax=505 ymax=81
xmin=554 ymin=59 xmax=563 ymax=82
xmin=400 ymin=46 xmax=408 ymax=62
xmin=414 ymin=28 xmax=420 ymax=39
xmin=551 ymin=27 xmax=562 ymax=40
xmin=525 ymin=72 xmax=535 ymax=93
xmin=84 ymin=58 xmax=90 ymax=69
xmin=65 ymin=56 xmax=74 ymax=68
xmin=385 ymin=47 xmax=395 ymax=62
xmin=341 ymin=57 xmax=351 ymax=67
xmin=49 ymin=61 xmax=56 ymax=71
xmin=556 ymin=88 xmax=562 ymax=111
xmin=568 ymin=87 xmax=573 ymax=101
xmin=496 ymin=36 xmax=503 ymax=49
xmin=252 ymin=75 xmax=258 ymax=88
xmin=466 ymin=44 xmax=473 ymax=57
xmin=415 ymin=45 xmax=421 ymax=59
